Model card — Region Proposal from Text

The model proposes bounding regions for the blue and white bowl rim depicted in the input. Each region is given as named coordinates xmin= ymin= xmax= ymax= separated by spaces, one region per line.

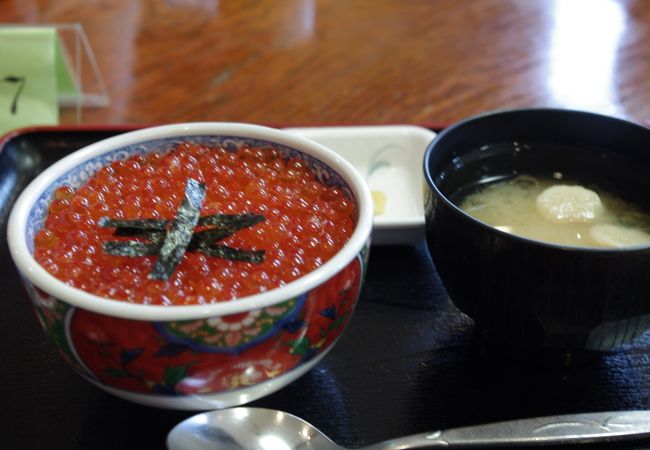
xmin=8 ymin=123 xmax=373 ymax=321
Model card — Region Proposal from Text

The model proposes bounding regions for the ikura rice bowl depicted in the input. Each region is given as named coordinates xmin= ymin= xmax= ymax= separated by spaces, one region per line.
xmin=31 ymin=143 xmax=358 ymax=306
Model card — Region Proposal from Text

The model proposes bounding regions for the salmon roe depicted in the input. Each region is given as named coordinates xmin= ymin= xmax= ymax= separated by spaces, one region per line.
xmin=33 ymin=144 xmax=357 ymax=305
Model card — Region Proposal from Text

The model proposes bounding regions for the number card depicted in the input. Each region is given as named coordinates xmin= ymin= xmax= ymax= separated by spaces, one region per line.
xmin=0 ymin=27 xmax=78 ymax=136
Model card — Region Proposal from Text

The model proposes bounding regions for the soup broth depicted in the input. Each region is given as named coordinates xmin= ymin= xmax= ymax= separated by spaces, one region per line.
xmin=458 ymin=175 xmax=650 ymax=248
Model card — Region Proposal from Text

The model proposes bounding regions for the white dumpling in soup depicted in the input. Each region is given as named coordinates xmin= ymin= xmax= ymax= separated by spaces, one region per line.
xmin=459 ymin=176 xmax=650 ymax=248
xmin=590 ymin=224 xmax=650 ymax=248
xmin=536 ymin=185 xmax=603 ymax=223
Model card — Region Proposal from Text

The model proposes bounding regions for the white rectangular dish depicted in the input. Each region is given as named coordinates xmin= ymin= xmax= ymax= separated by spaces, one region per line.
xmin=284 ymin=125 xmax=436 ymax=245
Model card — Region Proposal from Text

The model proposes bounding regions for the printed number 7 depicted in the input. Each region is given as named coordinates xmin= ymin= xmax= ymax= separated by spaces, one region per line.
xmin=2 ymin=76 xmax=26 ymax=115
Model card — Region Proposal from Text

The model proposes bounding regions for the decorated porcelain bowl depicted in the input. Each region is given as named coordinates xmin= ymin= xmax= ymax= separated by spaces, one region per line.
xmin=423 ymin=109 xmax=650 ymax=355
xmin=8 ymin=123 xmax=372 ymax=410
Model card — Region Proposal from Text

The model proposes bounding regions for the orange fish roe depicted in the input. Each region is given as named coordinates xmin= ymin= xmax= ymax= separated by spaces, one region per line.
xmin=33 ymin=144 xmax=357 ymax=305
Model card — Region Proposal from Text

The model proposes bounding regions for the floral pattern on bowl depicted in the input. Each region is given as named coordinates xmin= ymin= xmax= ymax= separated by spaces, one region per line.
xmin=24 ymin=250 xmax=366 ymax=396
xmin=155 ymin=295 xmax=307 ymax=354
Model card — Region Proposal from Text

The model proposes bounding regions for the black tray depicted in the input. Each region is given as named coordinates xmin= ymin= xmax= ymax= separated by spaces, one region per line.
xmin=1 ymin=127 xmax=650 ymax=450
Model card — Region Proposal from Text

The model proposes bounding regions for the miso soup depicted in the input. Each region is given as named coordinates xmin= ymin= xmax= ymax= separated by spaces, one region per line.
xmin=458 ymin=175 xmax=650 ymax=248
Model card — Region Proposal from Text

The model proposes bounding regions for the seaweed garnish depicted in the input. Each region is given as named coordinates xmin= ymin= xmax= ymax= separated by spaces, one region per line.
xmin=149 ymin=178 xmax=206 ymax=280
xmin=101 ymin=178 xmax=266 ymax=280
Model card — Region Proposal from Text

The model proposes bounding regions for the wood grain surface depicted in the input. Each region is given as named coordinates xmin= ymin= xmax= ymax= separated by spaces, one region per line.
xmin=3 ymin=0 xmax=650 ymax=126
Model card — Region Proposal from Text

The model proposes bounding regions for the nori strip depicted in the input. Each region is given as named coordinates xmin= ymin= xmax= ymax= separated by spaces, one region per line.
xmin=196 ymin=243 xmax=265 ymax=263
xmin=99 ymin=182 xmax=267 ymax=274
xmin=104 ymin=241 xmax=160 ymax=257
xmin=100 ymin=214 xmax=265 ymax=232
xmin=98 ymin=217 xmax=167 ymax=230
xmin=189 ymin=215 xmax=266 ymax=245
xmin=105 ymin=239 xmax=265 ymax=263
xmin=149 ymin=179 xmax=206 ymax=280
xmin=198 ymin=213 xmax=265 ymax=228
xmin=112 ymin=228 xmax=166 ymax=244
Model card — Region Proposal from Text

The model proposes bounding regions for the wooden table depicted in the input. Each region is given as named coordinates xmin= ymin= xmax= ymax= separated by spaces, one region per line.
xmin=3 ymin=2 xmax=650 ymax=450
xmin=3 ymin=0 xmax=650 ymax=126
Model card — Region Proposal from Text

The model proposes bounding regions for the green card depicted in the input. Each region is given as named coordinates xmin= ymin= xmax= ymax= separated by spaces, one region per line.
xmin=0 ymin=27 xmax=76 ymax=136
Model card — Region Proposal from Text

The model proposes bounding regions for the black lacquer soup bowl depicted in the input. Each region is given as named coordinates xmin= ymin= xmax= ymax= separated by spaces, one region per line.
xmin=423 ymin=109 xmax=650 ymax=352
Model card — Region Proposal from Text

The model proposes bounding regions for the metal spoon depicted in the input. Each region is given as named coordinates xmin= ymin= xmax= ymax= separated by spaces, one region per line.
xmin=167 ymin=407 xmax=650 ymax=449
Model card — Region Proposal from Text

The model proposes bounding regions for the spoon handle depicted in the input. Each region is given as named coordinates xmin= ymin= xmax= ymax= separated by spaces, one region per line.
xmin=371 ymin=410 xmax=650 ymax=448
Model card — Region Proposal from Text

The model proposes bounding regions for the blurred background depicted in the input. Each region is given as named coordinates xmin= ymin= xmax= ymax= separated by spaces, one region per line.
xmin=3 ymin=0 xmax=650 ymax=127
